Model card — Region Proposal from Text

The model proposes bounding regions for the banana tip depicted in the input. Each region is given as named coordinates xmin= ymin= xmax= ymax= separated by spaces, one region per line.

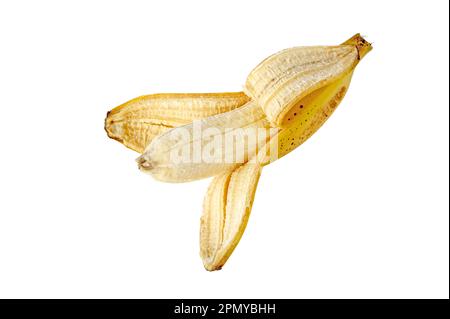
xmin=203 ymin=263 xmax=223 ymax=272
xmin=136 ymin=155 xmax=153 ymax=171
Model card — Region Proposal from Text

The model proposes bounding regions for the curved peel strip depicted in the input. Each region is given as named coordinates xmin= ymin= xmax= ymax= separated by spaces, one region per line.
xmin=245 ymin=45 xmax=358 ymax=127
xmin=245 ymin=34 xmax=371 ymax=127
xmin=271 ymin=72 xmax=354 ymax=162
xmin=105 ymin=92 xmax=250 ymax=153
xmin=200 ymin=163 xmax=262 ymax=271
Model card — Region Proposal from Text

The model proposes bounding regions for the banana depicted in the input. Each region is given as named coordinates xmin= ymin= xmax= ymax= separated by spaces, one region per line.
xmin=105 ymin=92 xmax=250 ymax=153
xmin=103 ymin=34 xmax=372 ymax=271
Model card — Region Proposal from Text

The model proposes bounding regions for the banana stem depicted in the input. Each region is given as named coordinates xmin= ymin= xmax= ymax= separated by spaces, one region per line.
xmin=136 ymin=155 xmax=153 ymax=170
xmin=342 ymin=33 xmax=373 ymax=60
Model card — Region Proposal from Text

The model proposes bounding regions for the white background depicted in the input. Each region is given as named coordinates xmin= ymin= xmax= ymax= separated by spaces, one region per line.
xmin=0 ymin=0 xmax=448 ymax=298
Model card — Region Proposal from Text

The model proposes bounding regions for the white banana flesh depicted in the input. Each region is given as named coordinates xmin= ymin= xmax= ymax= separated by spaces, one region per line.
xmin=137 ymin=101 xmax=274 ymax=182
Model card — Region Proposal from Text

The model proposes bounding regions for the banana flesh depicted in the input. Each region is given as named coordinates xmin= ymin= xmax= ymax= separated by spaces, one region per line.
xmin=104 ymin=34 xmax=372 ymax=271
xmin=137 ymin=101 xmax=274 ymax=182
xmin=105 ymin=92 xmax=250 ymax=153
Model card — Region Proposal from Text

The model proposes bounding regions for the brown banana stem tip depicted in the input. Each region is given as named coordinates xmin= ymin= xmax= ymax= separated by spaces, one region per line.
xmin=136 ymin=155 xmax=153 ymax=170
xmin=343 ymin=33 xmax=373 ymax=60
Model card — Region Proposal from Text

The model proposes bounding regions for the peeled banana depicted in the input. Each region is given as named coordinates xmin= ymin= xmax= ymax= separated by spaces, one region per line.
xmin=104 ymin=34 xmax=372 ymax=271
xmin=137 ymin=100 xmax=274 ymax=182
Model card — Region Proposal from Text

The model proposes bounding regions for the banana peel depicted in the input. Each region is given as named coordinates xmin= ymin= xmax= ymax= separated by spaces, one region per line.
xmin=105 ymin=92 xmax=249 ymax=153
xmin=200 ymin=163 xmax=262 ymax=271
